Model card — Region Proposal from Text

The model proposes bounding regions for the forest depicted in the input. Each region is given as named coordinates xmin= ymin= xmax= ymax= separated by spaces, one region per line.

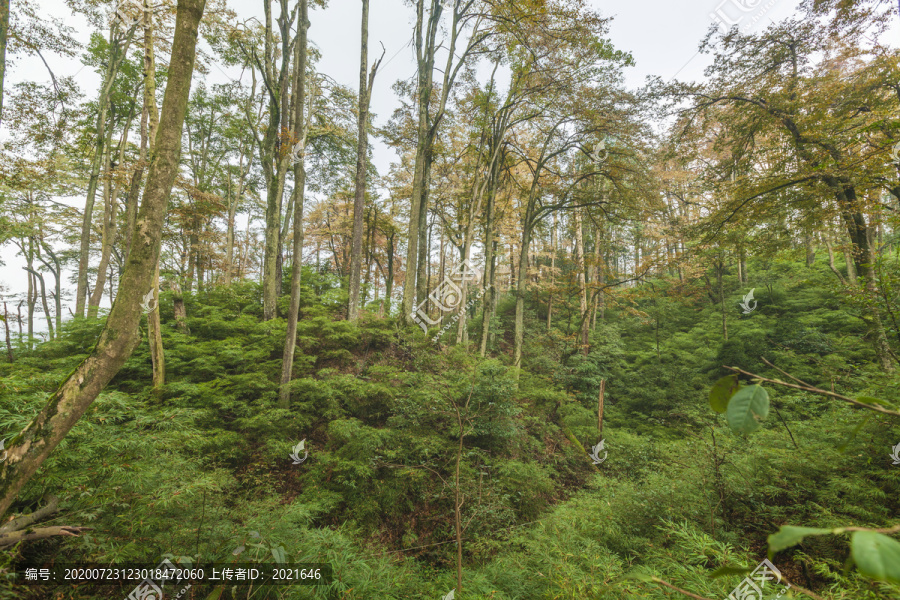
xmin=0 ymin=0 xmax=898 ymax=598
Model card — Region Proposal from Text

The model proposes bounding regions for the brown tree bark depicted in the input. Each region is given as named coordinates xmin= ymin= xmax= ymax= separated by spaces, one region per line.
xmin=279 ymin=0 xmax=309 ymax=408
xmin=0 ymin=0 xmax=205 ymax=519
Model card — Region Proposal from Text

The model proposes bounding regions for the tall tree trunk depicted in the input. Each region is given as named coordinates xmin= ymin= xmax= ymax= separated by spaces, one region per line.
xmin=348 ymin=0 xmax=382 ymax=322
xmin=23 ymin=267 xmax=52 ymax=341
xmin=140 ymin=0 xmax=164 ymax=390
xmin=547 ymin=212 xmax=555 ymax=332
xmin=225 ymin=151 xmax=250 ymax=286
xmin=385 ymin=232 xmax=395 ymax=312
xmin=0 ymin=0 xmax=204 ymax=519
xmin=574 ymin=208 xmax=589 ymax=354
xmin=172 ymin=281 xmax=189 ymax=334
xmin=75 ymin=30 xmax=136 ymax=317
xmin=258 ymin=0 xmax=297 ymax=321
xmin=0 ymin=0 xmax=9 ymax=126
xmin=89 ymin=121 xmax=130 ymax=316
xmin=717 ymin=258 xmax=727 ymax=341
xmin=514 ymin=224 xmax=532 ymax=371
xmin=25 ymin=240 xmax=34 ymax=348
xmin=402 ymin=0 xmax=443 ymax=325
xmin=37 ymin=245 xmax=61 ymax=334
xmin=2 ymin=302 xmax=11 ymax=362
xmin=417 ymin=157 xmax=433 ymax=307
xmin=591 ymin=222 xmax=603 ymax=330
xmin=148 ymin=264 xmax=165 ymax=392
xmin=824 ymin=235 xmax=847 ymax=285
xmin=279 ymin=0 xmax=309 ymax=408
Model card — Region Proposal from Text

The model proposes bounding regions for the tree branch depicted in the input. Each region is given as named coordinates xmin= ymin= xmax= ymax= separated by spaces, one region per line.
xmin=723 ymin=358 xmax=900 ymax=417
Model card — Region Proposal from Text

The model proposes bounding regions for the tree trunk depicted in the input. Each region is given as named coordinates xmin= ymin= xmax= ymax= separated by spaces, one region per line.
xmin=824 ymin=235 xmax=847 ymax=285
xmin=547 ymin=212 xmax=556 ymax=332
xmin=0 ymin=0 xmax=9 ymax=126
xmin=2 ymin=303 xmax=11 ymax=361
xmin=279 ymin=0 xmax=309 ymax=408
xmin=385 ymin=230 xmax=395 ymax=313
xmin=172 ymin=281 xmax=189 ymax=334
xmin=225 ymin=151 xmax=250 ymax=286
xmin=24 ymin=240 xmax=35 ymax=348
xmin=805 ymin=234 xmax=815 ymax=267
xmin=258 ymin=0 xmax=297 ymax=321
xmin=597 ymin=379 xmax=605 ymax=436
xmin=75 ymin=30 xmax=136 ymax=317
xmin=0 ymin=0 xmax=204 ymax=519
xmin=574 ymin=208 xmax=589 ymax=354
xmin=348 ymin=0 xmax=381 ymax=322
xmin=89 ymin=123 xmax=129 ymax=317
xmin=140 ymin=0 xmax=164 ymax=390
xmin=148 ymin=264 xmax=165 ymax=392
xmin=36 ymin=245 xmax=61 ymax=335
xmin=717 ymin=258 xmax=727 ymax=341
xmin=514 ymin=224 xmax=532 ymax=371
xmin=23 ymin=267 xmax=53 ymax=341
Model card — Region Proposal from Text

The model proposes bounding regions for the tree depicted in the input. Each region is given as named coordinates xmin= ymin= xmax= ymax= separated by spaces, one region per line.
xmin=73 ymin=15 xmax=141 ymax=318
xmin=279 ymin=0 xmax=310 ymax=408
xmin=0 ymin=0 xmax=205 ymax=523
xmin=347 ymin=0 xmax=383 ymax=322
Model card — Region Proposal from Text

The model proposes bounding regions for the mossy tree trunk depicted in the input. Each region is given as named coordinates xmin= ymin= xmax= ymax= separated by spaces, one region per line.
xmin=0 ymin=0 xmax=205 ymax=519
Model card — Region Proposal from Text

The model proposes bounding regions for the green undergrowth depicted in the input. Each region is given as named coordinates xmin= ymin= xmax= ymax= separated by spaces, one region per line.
xmin=0 ymin=257 xmax=897 ymax=599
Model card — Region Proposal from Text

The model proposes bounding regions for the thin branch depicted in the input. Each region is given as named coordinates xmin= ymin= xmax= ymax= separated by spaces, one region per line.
xmin=722 ymin=359 xmax=900 ymax=417
xmin=649 ymin=577 xmax=714 ymax=600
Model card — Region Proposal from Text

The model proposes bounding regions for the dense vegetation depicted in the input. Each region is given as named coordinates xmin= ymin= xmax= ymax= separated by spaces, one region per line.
xmin=0 ymin=254 xmax=898 ymax=599
xmin=0 ymin=0 xmax=899 ymax=598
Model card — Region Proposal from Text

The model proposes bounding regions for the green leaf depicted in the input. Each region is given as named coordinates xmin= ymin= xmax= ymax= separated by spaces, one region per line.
xmin=726 ymin=384 xmax=769 ymax=434
xmin=206 ymin=588 xmax=224 ymax=600
xmin=710 ymin=374 xmax=740 ymax=413
xmin=768 ymin=526 xmax=834 ymax=558
xmin=271 ymin=544 xmax=287 ymax=564
xmin=856 ymin=396 xmax=898 ymax=409
xmin=616 ymin=569 xmax=655 ymax=583
xmin=709 ymin=565 xmax=753 ymax=578
xmin=851 ymin=531 xmax=900 ymax=584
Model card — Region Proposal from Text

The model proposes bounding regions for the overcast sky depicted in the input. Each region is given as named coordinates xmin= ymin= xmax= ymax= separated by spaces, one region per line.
xmin=0 ymin=0 xmax=817 ymax=332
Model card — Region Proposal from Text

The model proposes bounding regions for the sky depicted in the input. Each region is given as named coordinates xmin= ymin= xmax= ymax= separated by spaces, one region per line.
xmin=0 ymin=0 xmax=810 ymax=335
